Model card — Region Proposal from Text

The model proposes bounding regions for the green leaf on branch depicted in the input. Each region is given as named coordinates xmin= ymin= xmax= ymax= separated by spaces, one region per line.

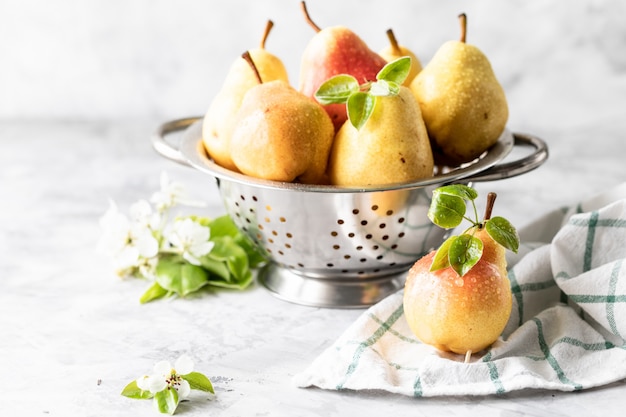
xmin=154 ymin=388 xmax=179 ymax=415
xmin=182 ymin=372 xmax=214 ymax=393
xmin=199 ymin=256 xmax=231 ymax=282
xmin=155 ymin=257 xmax=209 ymax=297
xmin=121 ymin=380 xmax=153 ymax=399
xmin=448 ymin=233 xmax=483 ymax=277
xmin=203 ymin=236 xmax=254 ymax=290
xmin=139 ymin=281 xmax=170 ymax=304
xmin=201 ymin=214 xmax=266 ymax=268
xmin=486 ymin=216 xmax=519 ymax=253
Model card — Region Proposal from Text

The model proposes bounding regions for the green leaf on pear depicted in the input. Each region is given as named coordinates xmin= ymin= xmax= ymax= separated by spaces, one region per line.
xmin=427 ymin=192 xmax=467 ymax=229
xmin=314 ymin=75 xmax=360 ymax=105
xmin=430 ymin=236 xmax=455 ymax=272
xmin=485 ymin=216 xmax=519 ymax=253
xmin=376 ymin=56 xmax=412 ymax=85
xmin=154 ymin=388 xmax=179 ymax=415
xmin=448 ymin=234 xmax=483 ymax=277
xmin=182 ymin=372 xmax=215 ymax=393
xmin=347 ymin=91 xmax=377 ymax=130
xmin=121 ymin=380 xmax=154 ymax=399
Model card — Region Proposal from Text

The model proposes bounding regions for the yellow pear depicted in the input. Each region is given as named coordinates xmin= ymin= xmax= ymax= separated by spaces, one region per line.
xmin=410 ymin=13 xmax=508 ymax=165
xmin=379 ymin=29 xmax=422 ymax=85
xmin=328 ymin=86 xmax=433 ymax=186
xmin=230 ymin=80 xmax=334 ymax=184
xmin=202 ymin=20 xmax=289 ymax=171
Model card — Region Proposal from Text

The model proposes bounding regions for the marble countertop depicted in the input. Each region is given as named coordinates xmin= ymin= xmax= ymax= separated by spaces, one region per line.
xmin=1 ymin=115 xmax=625 ymax=416
xmin=2 ymin=0 xmax=626 ymax=415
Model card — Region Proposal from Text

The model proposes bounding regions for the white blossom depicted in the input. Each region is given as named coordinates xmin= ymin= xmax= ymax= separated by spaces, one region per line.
xmin=150 ymin=172 xmax=205 ymax=213
xmin=97 ymin=200 xmax=159 ymax=277
xmin=129 ymin=199 xmax=161 ymax=231
xmin=136 ymin=355 xmax=194 ymax=398
xmin=166 ymin=218 xmax=214 ymax=265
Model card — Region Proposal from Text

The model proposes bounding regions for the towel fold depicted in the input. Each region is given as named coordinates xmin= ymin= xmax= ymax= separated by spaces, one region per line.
xmin=294 ymin=183 xmax=626 ymax=396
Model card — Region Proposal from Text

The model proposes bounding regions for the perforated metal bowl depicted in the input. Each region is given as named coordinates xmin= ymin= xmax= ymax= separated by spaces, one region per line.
xmin=153 ymin=117 xmax=548 ymax=308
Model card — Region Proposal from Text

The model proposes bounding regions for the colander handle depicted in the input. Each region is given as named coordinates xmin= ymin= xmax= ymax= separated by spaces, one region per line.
xmin=462 ymin=132 xmax=549 ymax=183
xmin=151 ymin=116 xmax=202 ymax=166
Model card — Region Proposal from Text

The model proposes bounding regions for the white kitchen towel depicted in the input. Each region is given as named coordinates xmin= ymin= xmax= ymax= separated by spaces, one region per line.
xmin=294 ymin=183 xmax=626 ymax=396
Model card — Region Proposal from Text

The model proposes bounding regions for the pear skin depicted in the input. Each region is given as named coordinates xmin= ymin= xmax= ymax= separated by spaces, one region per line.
xmin=410 ymin=39 xmax=508 ymax=165
xmin=203 ymin=22 xmax=289 ymax=171
xmin=403 ymin=228 xmax=512 ymax=355
xmin=299 ymin=26 xmax=387 ymax=131
xmin=379 ymin=29 xmax=422 ymax=85
xmin=328 ymin=86 xmax=434 ymax=186
xmin=230 ymin=80 xmax=334 ymax=184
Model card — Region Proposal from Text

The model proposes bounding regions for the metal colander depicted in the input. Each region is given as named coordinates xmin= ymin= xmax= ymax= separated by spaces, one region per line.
xmin=153 ymin=117 xmax=548 ymax=308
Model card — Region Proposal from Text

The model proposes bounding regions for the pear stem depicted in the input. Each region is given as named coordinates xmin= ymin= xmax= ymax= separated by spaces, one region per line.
xmin=386 ymin=28 xmax=402 ymax=55
xmin=301 ymin=1 xmax=321 ymax=33
xmin=464 ymin=350 xmax=472 ymax=364
xmin=458 ymin=13 xmax=467 ymax=43
xmin=241 ymin=51 xmax=263 ymax=84
xmin=259 ymin=20 xmax=274 ymax=49
xmin=483 ymin=192 xmax=497 ymax=222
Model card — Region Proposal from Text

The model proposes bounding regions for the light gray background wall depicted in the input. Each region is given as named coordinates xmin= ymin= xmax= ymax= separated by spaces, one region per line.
xmin=1 ymin=0 xmax=625 ymax=134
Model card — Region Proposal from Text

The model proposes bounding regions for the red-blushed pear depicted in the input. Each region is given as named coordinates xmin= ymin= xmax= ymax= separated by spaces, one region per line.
xmin=403 ymin=189 xmax=518 ymax=361
xmin=298 ymin=1 xmax=387 ymax=131
xmin=229 ymin=53 xmax=335 ymax=185
xmin=379 ymin=28 xmax=422 ymax=85
xmin=202 ymin=20 xmax=289 ymax=171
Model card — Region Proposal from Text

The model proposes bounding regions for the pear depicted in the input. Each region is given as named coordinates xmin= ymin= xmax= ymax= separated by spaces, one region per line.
xmin=298 ymin=1 xmax=387 ymax=131
xmin=202 ymin=20 xmax=289 ymax=171
xmin=379 ymin=29 xmax=422 ymax=85
xmin=230 ymin=79 xmax=335 ymax=184
xmin=410 ymin=13 xmax=508 ymax=165
xmin=403 ymin=190 xmax=515 ymax=357
xmin=328 ymin=86 xmax=433 ymax=186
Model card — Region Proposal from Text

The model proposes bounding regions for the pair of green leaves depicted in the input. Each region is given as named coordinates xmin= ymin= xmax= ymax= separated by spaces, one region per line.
xmin=140 ymin=215 xmax=265 ymax=303
xmin=121 ymin=372 xmax=214 ymax=415
xmin=427 ymin=184 xmax=519 ymax=276
xmin=314 ymin=56 xmax=412 ymax=129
